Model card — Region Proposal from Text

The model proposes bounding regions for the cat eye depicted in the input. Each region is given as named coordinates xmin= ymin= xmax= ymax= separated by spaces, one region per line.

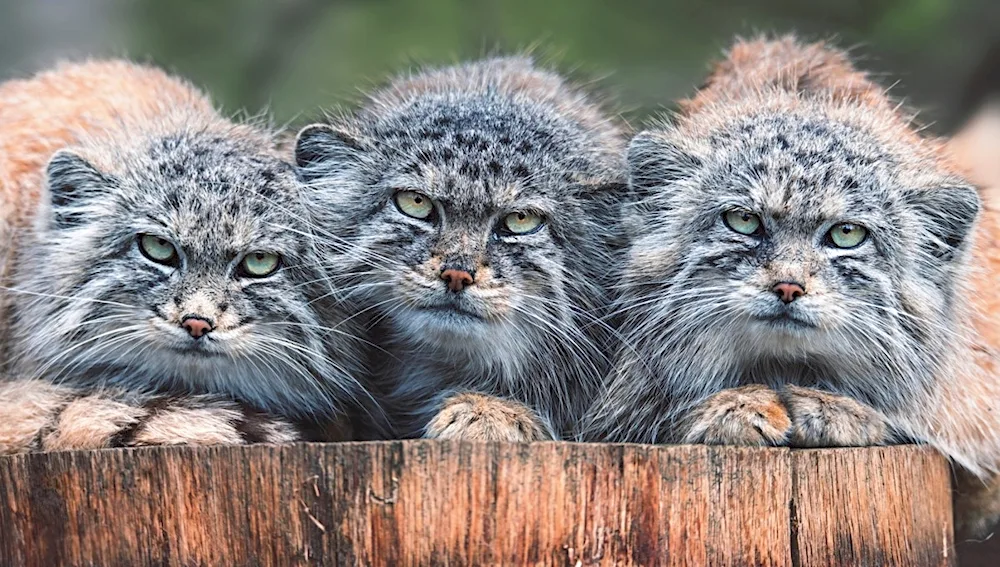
xmin=239 ymin=252 xmax=281 ymax=278
xmin=138 ymin=234 xmax=178 ymax=265
xmin=500 ymin=211 xmax=544 ymax=236
xmin=827 ymin=223 xmax=868 ymax=249
xmin=723 ymin=210 xmax=763 ymax=236
xmin=394 ymin=190 xmax=434 ymax=219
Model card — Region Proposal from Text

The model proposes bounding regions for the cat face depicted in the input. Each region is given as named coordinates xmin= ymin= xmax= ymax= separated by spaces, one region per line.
xmin=10 ymin=132 xmax=357 ymax=417
xmin=296 ymin=94 xmax=624 ymax=359
xmin=624 ymin=112 xmax=979 ymax=366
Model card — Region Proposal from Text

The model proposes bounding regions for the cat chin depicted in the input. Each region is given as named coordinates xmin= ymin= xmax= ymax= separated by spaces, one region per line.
xmin=730 ymin=320 xmax=845 ymax=360
xmin=748 ymin=315 xmax=817 ymax=334
xmin=130 ymin=347 xmax=246 ymax=376
xmin=113 ymin=348 xmax=328 ymax=401
xmin=389 ymin=307 xmax=533 ymax=357
xmin=395 ymin=308 xmax=490 ymax=341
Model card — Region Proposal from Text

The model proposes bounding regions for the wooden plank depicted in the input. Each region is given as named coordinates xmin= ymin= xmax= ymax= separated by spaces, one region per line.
xmin=0 ymin=442 xmax=950 ymax=566
xmin=791 ymin=446 xmax=955 ymax=567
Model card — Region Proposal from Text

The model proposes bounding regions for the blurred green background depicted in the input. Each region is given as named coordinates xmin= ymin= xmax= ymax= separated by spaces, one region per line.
xmin=0 ymin=0 xmax=997 ymax=133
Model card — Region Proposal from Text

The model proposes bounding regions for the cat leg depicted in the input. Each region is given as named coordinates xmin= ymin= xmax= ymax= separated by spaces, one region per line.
xmin=1 ymin=381 xmax=302 ymax=453
xmin=779 ymin=384 xmax=890 ymax=447
xmin=40 ymin=394 xmax=148 ymax=451
xmin=682 ymin=384 xmax=791 ymax=446
xmin=424 ymin=392 xmax=555 ymax=442
xmin=104 ymin=396 xmax=303 ymax=448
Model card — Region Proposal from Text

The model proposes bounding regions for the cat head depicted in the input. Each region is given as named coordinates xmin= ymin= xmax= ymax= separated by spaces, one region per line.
xmin=295 ymin=58 xmax=626 ymax=365
xmin=623 ymin=109 xmax=979 ymax=371
xmin=11 ymin=128 xmax=359 ymax=417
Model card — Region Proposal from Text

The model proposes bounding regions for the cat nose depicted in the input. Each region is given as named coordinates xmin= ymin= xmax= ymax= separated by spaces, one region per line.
xmin=772 ymin=282 xmax=806 ymax=304
xmin=440 ymin=268 xmax=475 ymax=292
xmin=181 ymin=315 xmax=214 ymax=339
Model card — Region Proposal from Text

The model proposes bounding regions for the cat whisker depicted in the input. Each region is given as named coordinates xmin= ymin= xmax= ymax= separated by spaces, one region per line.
xmin=0 ymin=286 xmax=139 ymax=310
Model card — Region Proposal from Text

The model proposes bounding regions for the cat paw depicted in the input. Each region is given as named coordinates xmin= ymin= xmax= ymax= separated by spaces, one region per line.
xmin=779 ymin=385 xmax=889 ymax=447
xmin=41 ymin=395 xmax=148 ymax=451
xmin=682 ymin=385 xmax=791 ymax=446
xmin=424 ymin=393 xmax=555 ymax=442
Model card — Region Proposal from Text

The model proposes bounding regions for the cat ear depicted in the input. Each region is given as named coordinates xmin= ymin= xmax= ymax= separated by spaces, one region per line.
xmin=904 ymin=183 xmax=980 ymax=261
xmin=627 ymin=131 xmax=702 ymax=198
xmin=45 ymin=150 xmax=109 ymax=229
xmin=294 ymin=123 xmax=366 ymax=182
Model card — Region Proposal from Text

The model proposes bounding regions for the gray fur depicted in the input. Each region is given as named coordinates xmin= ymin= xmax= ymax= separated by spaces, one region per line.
xmin=582 ymin=67 xmax=980 ymax=445
xmin=7 ymin=111 xmax=368 ymax=423
xmin=296 ymin=57 xmax=627 ymax=438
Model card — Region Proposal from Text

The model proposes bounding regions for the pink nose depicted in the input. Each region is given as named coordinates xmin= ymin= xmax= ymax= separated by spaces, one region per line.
xmin=181 ymin=316 xmax=214 ymax=339
xmin=440 ymin=268 xmax=475 ymax=292
xmin=772 ymin=282 xmax=806 ymax=304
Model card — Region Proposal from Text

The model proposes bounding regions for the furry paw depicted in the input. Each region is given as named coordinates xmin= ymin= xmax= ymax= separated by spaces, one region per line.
xmin=424 ymin=393 xmax=555 ymax=442
xmin=779 ymin=385 xmax=889 ymax=447
xmin=682 ymin=385 xmax=791 ymax=446
xmin=117 ymin=397 xmax=302 ymax=448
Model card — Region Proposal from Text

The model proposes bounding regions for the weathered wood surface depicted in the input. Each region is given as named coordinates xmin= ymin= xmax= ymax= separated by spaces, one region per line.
xmin=0 ymin=442 xmax=952 ymax=566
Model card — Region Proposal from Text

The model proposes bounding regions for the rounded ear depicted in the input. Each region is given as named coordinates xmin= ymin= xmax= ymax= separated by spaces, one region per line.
xmin=627 ymin=131 xmax=702 ymax=198
xmin=294 ymin=123 xmax=365 ymax=182
xmin=904 ymin=183 xmax=981 ymax=261
xmin=45 ymin=150 xmax=108 ymax=229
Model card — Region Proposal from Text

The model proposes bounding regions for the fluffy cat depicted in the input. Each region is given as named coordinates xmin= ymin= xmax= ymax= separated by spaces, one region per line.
xmin=0 ymin=60 xmax=367 ymax=452
xmin=581 ymin=37 xmax=1000 ymax=533
xmin=295 ymin=56 xmax=627 ymax=440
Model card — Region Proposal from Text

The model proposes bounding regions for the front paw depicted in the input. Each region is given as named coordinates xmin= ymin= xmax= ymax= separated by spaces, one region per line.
xmin=779 ymin=385 xmax=889 ymax=447
xmin=47 ymin=395 xmax=301 ymax=450
xmin=424 ymin=393 xmax=555 ymax=442
xmin=682 ymin=385 xmax=791 ymax=446
xmin=123 ymin=397 xmax=302 ymax=447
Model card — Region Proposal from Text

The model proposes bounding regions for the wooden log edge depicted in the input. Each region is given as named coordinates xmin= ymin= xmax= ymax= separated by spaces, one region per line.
xmin=0 ymin=442 xmax=953 ymax=566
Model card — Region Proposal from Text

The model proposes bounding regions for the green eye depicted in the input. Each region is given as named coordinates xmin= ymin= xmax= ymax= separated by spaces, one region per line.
xmin=394 ymin=191 xmax=434 ymax=219
xmin=501 ymin=211 xmax=544 ymax=235
xmin=241 ymin=252 xmax=281 ymax=277
xmin=723 ymin=210 xmax=762 ymax=235
xmin=138 ymin=234 xmax=177 ymax=264
xmin=827 ymin=223 xmax=868 ymax=249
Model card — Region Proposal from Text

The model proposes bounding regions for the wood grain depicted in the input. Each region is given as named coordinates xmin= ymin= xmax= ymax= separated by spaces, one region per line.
xmin=791 ymin=448 xmax=954 ymax=567
xmin=0 ymin=442 xmax=952 ymax=566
